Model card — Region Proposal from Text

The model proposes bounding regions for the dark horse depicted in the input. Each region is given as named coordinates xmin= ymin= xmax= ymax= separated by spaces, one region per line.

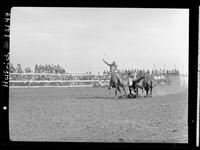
xmin=129 ymin=74 xmax=153 ymax=96
xmin=108 ymin=74 xmax=127 ymax=99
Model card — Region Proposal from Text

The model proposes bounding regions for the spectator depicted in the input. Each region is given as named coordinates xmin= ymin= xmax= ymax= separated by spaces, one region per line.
xmin=16 ymin=64 xmax=22 ymax=73
xmin=25 ymin=67 xmax=32 ymax=73
xmin=34 ymin=64 xmax=38 ymax=73
xmin=9 ymin=63 xmax=15 ymax=73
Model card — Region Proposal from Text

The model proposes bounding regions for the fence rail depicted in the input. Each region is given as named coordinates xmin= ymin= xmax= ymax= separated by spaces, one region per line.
xmin=9 ymin=80 xmax=109 ymax=87
xmin=9 ymin=73 xmax=186 ymax=87
xmin=9 ymin=80 xmax=100 ymax=82
xmin=9 ymin=73 xmax=96 ymax=76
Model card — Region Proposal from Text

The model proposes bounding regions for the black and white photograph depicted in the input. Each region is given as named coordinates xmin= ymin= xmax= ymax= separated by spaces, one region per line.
xmin=9 ymin=7 xmax=189 ymax=143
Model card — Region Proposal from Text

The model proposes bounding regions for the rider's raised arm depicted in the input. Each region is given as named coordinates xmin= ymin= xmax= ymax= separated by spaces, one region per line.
xmin=102 ymin=59 xmax=111 ymax=66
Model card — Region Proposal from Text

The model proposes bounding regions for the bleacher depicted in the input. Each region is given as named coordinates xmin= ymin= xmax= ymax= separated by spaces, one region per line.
xmin=9 ymin=63 xmax=181 ymax=87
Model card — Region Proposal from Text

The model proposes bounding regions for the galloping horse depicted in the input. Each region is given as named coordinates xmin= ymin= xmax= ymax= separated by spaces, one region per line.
xmin=108 ymin=73 xmax=127 ymax=99
xmin=129 ymin=74 xmax=153 ymax=96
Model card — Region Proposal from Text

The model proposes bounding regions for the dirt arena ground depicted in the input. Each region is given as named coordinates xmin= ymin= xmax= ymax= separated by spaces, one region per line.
xmin=9 ymin=84 xmax=188 ymax=143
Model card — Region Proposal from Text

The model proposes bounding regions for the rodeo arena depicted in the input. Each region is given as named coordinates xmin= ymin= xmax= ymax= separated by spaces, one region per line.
xmin=9 ymin=63 xmax=188 ymax=142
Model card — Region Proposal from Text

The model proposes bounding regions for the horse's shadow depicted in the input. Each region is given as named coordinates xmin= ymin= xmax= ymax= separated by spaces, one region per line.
xmin=76 ymin=96 xmax=114 ymax=100
xmin=76 ymin=94 xmax=142 ymax=100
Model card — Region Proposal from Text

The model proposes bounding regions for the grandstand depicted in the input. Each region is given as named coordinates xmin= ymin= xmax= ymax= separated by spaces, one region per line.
xmin=9 ymin=63 xmax=183 ymax=87
xmin=9 ymin=73 xmax=104 ymax=87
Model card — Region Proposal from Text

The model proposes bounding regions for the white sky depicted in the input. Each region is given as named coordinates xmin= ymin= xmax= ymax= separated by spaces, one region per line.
xmin=10 ymin=7 xmax=189 ymax=75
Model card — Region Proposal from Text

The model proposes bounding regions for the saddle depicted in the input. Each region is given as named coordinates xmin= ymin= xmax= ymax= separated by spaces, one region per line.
xmin=110 ymin=74 xmax=122 ymax=87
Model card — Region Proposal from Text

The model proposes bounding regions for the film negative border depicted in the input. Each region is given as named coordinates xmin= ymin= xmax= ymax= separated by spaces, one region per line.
xmin=0 ymin=0 xmax=199 ymax=149
xmin=1 ymin=5 xmax=10 ymax=146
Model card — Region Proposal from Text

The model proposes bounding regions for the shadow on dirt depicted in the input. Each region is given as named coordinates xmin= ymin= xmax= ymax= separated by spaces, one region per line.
xmin=76 ymin=94 xmax=151 ymax=100
xmin=76 ymin=96 xmax=113 ymax=99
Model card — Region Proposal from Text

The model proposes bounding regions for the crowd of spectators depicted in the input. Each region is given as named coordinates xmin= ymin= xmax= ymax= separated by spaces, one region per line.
xmin=34 ymin=64 xmax=65 ymax=74
xmin=103 ymin=68 xmax=179 ymax=77
xmin=9 ymin=63 xmax=66 ymax=74
xmin=9 ymin=63 xmax=180 ymax=81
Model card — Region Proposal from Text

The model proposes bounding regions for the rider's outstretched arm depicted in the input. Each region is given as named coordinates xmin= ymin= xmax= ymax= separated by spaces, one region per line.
xmin=102 ymin=59 xmax=111 ymax=67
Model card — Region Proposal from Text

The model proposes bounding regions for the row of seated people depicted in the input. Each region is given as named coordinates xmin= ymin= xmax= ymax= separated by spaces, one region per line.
xmin=103 ymin=69 xmax=179 ymax=77
xmin=10 ymin=64 xmax=66 ymax=74
xmin=10 ymin=63 xmax=179 ymax=76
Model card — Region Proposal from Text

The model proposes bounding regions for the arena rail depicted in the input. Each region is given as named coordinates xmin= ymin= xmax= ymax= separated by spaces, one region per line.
xmin=9 ymin=73 xmax=94 ymax=76
xmin=9 ymin=80 xmax=100 ymax=82
xmin=9 ymin=73 xmax=185 ymax=87
xmin=9 ymin=80 xmax=109 ymax=87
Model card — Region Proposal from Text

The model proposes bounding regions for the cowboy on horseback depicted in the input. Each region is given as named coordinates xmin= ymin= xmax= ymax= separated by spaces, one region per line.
xmin=102 ymin=59 xmax=126 ymax=99
xmin=102 ymin=59 xmax=122 ymax=88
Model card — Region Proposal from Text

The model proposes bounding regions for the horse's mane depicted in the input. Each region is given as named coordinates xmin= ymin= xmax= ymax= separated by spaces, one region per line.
xmin=134 ymin=74 xmax=152 ymax=83
xmin=135 ymin=75 xmax=145 ymax=83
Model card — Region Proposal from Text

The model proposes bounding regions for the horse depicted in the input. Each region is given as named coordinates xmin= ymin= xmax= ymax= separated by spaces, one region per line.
xmin=128 ymin=73 xmax=137 ymax=95
xmin=108 ymin=73 xmax=127 ymax=99
xmin=129 ymin=74 xmax=153 ymax=97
